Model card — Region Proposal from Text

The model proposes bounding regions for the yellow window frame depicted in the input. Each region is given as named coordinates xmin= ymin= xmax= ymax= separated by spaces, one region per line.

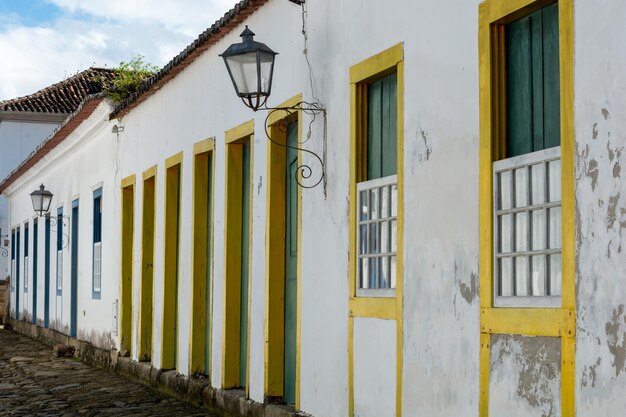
xmin=348 ymin=43 xmax=404 ymax=417
xmin=478 ymin=0 xmax=575 ymax=415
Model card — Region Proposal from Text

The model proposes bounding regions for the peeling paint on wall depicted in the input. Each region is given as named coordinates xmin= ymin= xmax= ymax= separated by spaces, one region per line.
xmin=489 ymin=335 xmax=561 ymax=417
xmin=601 ymin=108 xmax=610 ymax=120
xmin=606 ymin=193 xmax=621 ymax=231
xmin=586 ymin=159 xmax=599 ymax=191
xmin=458 ymin=271 xmax=477 ymax=304
xmin=581 ymin=358 xmax=601 ymax=388
xmin=416 ymin=129 xmax=432 ymax=162
xmin=605 ymin=305 xmax=626 ymax=377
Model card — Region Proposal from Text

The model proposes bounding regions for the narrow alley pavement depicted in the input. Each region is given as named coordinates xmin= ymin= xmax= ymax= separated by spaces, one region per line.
xmin=0 ymin=329 xmax=221 ymax=416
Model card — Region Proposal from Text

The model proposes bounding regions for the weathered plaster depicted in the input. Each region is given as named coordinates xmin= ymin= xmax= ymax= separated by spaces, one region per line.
xmin=489 ymin=335 xmax=561 ymax=417
xmin=574 ymin=1 xmax=626 ymax=413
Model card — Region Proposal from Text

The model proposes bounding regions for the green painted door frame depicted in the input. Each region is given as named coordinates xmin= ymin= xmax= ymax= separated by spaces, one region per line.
xmin=283 ymin=122 xmax=298 ymax=404
xmin=239 ymin=142 xmax=251 ymax=386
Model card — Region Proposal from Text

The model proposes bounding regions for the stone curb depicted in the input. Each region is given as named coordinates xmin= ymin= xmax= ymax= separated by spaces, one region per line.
xmin=7 ymin=318 xmax=310 ymax=417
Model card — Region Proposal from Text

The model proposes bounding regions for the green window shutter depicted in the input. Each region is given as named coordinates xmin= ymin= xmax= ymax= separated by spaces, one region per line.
xmin=367 ymin=73 xmax=397 ymax=179
xmin=506 ymin=2 xmax=560 ymax=158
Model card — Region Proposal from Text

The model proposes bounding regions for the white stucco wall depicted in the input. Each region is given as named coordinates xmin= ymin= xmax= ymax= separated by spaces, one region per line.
xmin=574 ymin=1 xmax=626 ymax=415
xmin=0 ymin=119 xmax=61 ymax=285
xmin=0 ymin=120 xmax=59 ymax=179
xmin=354 ymin=318 xmax=396 ymax=417
xmin=116 ymin=0 xmax=482 ymax=415
xmin=5 ymin=101 xmax=120 ymax=350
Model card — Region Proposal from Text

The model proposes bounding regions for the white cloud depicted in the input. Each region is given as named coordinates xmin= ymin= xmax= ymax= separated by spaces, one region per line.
xmin=46 ymin=0 xmax=238 ymax=35
xmin=0 ymin=0 xmax=239 ymax=99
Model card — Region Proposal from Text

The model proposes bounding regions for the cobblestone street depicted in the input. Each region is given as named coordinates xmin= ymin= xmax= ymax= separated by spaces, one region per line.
xmin=0 ymin=329 xmax=220 ymax=416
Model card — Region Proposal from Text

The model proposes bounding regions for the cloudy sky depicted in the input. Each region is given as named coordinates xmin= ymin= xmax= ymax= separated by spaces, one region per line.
xmin=0 ymin=0 xmax=239 ymax=100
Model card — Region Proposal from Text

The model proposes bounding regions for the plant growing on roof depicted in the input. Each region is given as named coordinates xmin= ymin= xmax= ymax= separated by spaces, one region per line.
xmin=96 ymin=55 xmax=159 ymax=102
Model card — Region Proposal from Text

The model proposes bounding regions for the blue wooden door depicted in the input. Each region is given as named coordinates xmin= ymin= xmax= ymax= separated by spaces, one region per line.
xmin=44 ymin=215 xmax=51 ymax=328
xmin=70 ymin=200 xmax=79 ymax=337
xmin=15 ymin=228 xmax=20 ymax=320
xmin=32 ymin=220 xmax=38 ymax=324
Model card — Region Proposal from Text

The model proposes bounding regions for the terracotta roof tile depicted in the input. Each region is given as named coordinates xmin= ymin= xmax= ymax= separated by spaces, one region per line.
xmin=0 ymin=96 xmax=106 ymax=193
xmin=0 ymin=68 xmax=115 ymax=114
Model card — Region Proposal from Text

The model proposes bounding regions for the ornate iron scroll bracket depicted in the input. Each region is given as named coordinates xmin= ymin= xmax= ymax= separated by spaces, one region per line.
xmin=0 ymin=234 xmax=8 ymax=257
xmin=263 ymin=100 xmax=327 ymax=197
xmin=47 ymin=215 xmax=71 ymax=249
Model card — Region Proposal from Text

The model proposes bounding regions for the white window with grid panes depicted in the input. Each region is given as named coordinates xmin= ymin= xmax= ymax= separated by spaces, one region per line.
xmin=11 ymin=260 xmax=15 ymax=292
xmin=493 ymin=146 xmax=561 ymax=307
xmin=24 ymin=256 xmax=28 ymax=291
xmin=357 ymin=175 xmax=397 ymax=297
xmin=57 ymin=250 xmax=63 ymax=291
xmin=93 ymin=242 xmax=102 ymax=292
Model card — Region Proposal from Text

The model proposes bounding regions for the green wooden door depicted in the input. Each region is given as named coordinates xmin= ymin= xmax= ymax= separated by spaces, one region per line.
xmin=239 ymin=142 xmax=251 ymax=387
xmin=205 ymin=154 xmax=213 ymax=375
xmin=367 ymin=73 xmax=397 ymax=180
xmin=284 ymin=122 xmax=298 ymax=404
xmin=506 ymin=2 xmax=560 ymax=157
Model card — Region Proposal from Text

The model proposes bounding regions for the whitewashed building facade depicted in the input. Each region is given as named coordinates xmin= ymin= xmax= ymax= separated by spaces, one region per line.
xmin=2 ymin=1 xmax=626 ymax=416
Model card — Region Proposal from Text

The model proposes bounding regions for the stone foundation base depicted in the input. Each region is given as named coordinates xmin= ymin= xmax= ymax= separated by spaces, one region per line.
xmin=7 ymin=318 xmax=307 ymax=417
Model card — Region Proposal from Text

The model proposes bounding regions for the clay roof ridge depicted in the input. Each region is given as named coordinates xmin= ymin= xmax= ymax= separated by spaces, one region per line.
xmin=0 ymin=68 xmax=115 ymax=114
xmin=0 ymin=93 xmax=107 ymax=193
xmin=110 ymin=0 xmax=269 ymax=119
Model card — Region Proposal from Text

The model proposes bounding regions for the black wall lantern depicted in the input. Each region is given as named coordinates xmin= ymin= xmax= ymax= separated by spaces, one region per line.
xmin=220 ymin=23 xmax=327 ymax=195
xmin=220 ymin=26 xmax=277 ymax=111
xmin=30 ymin=184 xmax=53 ymax=217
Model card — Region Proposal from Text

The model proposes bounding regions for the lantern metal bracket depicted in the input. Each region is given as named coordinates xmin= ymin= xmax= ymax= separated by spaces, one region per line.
xmin=262 ymin=100 xmax=327 ymax=197
xmin=0 ymin=234 xmax=8 ymax=257
xmin=47 ymin=215 xmax=71 ymax=250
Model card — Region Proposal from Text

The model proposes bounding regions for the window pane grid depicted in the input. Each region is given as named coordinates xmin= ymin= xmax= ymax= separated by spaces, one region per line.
xmin=57 ymin=250 xmax=63 ymax=291
xmin=24 ymin=256 xmax=29 ymax=291
xmin=93 ymin=242 xmax=102 ymax=293
xmin=494 ymin=147 xmax=561 ymax=306
xmin=357 ymin=175 xmax=397 ymax=292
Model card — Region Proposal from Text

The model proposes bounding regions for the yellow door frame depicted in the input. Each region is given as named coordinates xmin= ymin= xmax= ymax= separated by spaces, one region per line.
xmin=189 ymin=138 xmax=216 ymax=375
xmin=162 ymin=152 xmax=183 ymax=370
xmin=348 ymin=43 xmax=404 ymax=417
xmin=264 ymin=94 xmax=303 ymax=408
xmin=139 ymin=165 xmax=157 ymax=362
xmin=222 ymin=120 xmax=254 ymax=392
xmin=478 ymin=0 xmax=575 ymax=415
xmin=120 ymin=175 xmax=136 ymax=354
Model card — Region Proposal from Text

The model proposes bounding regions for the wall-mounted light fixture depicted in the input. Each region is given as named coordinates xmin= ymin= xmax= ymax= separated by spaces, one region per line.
xmin=29 ymin=184 xmax=70 ymax=248
xmin=221 ymin=26 xmax=327 ymax=194
xmin=220 ymin=26 xmax=277 ymax=112
xmin=30 ymin=184 xmax=53 ymax=217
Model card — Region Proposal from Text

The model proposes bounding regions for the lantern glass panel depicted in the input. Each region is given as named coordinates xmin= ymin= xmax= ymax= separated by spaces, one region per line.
xmin=225 ymin=52 xmax=259 ymax=96
xmin=31 ymin=194 xmax=43 ymax=215
xmin=258 ymin=51 xmax=275 ymax=94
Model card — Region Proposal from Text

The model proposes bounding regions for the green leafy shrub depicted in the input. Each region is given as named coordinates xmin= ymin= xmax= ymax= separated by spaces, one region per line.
xmin=98 ymin=55 xmax=159 ymax=102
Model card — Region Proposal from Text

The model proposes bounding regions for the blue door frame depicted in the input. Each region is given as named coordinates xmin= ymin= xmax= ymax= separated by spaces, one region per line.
xmin=44 ymin=216 xmax=50 ymax=328
xmin=70 ymin=199 xmax=79 ymax=337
